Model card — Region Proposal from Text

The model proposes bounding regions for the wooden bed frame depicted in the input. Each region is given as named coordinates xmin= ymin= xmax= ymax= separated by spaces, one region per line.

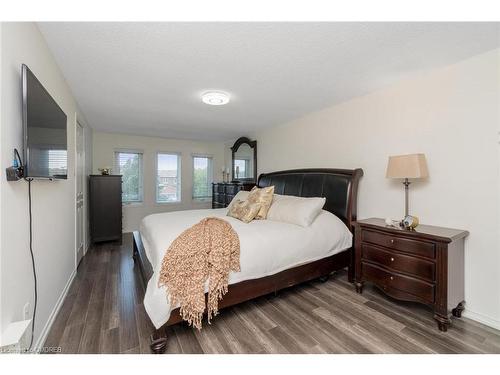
xmin=132 ymin=168 xmax=363 ymax=353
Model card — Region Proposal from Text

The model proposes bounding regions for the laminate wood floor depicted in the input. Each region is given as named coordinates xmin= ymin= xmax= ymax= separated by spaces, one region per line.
xmin=44 ymin=233 xmax=500 ymax=354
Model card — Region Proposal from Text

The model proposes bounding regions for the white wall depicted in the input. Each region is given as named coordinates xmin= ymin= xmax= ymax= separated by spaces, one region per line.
xmin=0 ymin=23 xmax=3 ymax=345
xmin=251 ymin=49 xmax=500 ymax=328
xmin=92 ymin=132 xmax=225 ymax=232
xmin=0 ymin=23 xmax=92 ymax=349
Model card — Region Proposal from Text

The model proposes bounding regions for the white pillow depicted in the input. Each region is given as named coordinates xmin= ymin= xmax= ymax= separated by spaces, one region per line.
xmin=267 ymin=194 xmax=326 ymax=227
xmin=227 ymin=190 xmax=250 ymax=210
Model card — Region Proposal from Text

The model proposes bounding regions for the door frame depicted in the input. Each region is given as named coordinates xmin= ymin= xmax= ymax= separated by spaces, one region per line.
xmin=74 ymin=115 xmax=86 ymax=269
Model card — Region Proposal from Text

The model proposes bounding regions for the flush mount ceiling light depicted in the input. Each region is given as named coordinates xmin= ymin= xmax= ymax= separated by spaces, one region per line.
xmin=202 ymin=91 xmax=230 ymax=106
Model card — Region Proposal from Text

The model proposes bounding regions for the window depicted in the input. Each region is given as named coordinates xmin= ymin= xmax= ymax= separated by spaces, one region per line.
xmin=114 ymin=150 xmax=143 ymax=203
xmin=156 ymin=153 xmax=181 ymax=203
xmin=192 ymin=156 xmax=213 ymax=200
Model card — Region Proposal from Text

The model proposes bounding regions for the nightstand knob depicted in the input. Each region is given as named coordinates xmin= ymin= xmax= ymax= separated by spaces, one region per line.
xmin=390 ymin=276 xmax=394 ymax=281
xmin=390 ymin=257 xmax=395 ymax=262
xmin=390 ymin=239 xmax=394 ymax=244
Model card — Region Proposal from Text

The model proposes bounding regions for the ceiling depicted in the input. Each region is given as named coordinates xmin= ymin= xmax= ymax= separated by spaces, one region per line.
xmin=38 ymin=22 xmax=499 ymax=141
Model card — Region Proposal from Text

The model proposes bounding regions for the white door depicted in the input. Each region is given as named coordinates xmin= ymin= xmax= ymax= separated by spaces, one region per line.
xmin=76 ymin=121 xmax=85 ymax=266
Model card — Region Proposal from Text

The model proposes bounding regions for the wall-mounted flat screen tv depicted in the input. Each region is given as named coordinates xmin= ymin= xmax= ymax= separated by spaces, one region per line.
xmin=22 ymin=64 xmax=68 ymax=179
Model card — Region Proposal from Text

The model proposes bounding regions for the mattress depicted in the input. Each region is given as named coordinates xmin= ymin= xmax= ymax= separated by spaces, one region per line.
xmin=140 ymin=208 xmax=352 ymax=328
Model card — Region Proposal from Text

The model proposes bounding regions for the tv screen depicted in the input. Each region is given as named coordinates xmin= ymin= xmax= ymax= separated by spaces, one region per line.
xmin=22 ymin=64 xmax=68 ymax=179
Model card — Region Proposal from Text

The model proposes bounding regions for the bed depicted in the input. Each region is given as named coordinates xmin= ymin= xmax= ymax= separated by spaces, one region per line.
xmin=133 ymin=168 xmax=363 ymax=353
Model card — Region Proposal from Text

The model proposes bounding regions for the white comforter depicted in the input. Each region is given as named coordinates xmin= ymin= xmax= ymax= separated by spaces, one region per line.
xmin=140 ymin=208 xmax=352 ymax=328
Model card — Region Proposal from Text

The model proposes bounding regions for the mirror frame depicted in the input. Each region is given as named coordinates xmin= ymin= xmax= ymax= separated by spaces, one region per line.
xmin=231 ymin=137 xmax=257 ymax=182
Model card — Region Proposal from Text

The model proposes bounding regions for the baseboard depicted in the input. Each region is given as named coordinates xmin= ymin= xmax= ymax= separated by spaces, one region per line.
xmin=462 ymin=309 xmax=500 ymax=331
xmin=84 ymin=240 xmax=91 ymax=256
xmin=32 ymin=269 xmax=77 ymax=352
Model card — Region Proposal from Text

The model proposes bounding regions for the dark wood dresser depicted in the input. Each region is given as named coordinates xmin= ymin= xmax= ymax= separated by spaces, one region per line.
xmin=212 ymin=182 xmax=255 ymax=208
xmin=354 ymin=218 xmax=469 ymax=331
xmin=89 ymin=175 xmax=122 ymax=243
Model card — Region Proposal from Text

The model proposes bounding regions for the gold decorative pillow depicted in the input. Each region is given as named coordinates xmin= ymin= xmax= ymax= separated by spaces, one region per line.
xmin=227 ymin=199 xmax=262 ymax=223
xmin=247 ymin=186 xmax=275 ymax=219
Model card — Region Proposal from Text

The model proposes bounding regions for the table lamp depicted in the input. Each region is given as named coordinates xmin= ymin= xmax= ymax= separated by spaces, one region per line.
xmin=386 ymin=153 xmax=429 ymax=217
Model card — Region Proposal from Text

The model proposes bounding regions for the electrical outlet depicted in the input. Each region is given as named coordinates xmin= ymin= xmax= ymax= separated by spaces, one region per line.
xmin=23 ymin=302 xmax=30 ymax=320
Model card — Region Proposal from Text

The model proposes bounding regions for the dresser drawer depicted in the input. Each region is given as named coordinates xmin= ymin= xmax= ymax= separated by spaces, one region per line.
xmin=362 ymin=244 xmax=435 ymax=282
xmin=226 ymin=194 xmax=236 ymax=204
xmin=212 ymin=193 xmax=225 ymax=205
xmin=362 ymin=230 xmax=435 ymax=259
xmin=225 ymin=184 xmax=241 ymax=195
xmin=362 ymin=262 xmax=435 ymax=304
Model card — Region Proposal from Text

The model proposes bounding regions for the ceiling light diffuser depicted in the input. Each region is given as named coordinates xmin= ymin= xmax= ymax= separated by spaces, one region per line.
xmin=202 ymin=91 xmax=230 ymax=106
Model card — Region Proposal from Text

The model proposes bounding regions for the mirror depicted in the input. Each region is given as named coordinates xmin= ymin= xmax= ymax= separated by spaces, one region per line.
xmin=231 ymin=137 xmax=257 ymax=182
xmin=234 ymin=144 xmax=253 ymax=179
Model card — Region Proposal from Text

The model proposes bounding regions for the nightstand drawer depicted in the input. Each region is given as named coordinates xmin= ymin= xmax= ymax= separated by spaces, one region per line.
xmin=362 ymin=230 xmax=435 ymax=259
xmin=362 ymin=262 xmax=435 ymax=304
xmin=362 ymin=244 xmax=435 ymax=282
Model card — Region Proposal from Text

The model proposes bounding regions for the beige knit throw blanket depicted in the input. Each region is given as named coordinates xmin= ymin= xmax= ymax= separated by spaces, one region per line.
xmin=158 ymin=217 xmax=240 ymax=329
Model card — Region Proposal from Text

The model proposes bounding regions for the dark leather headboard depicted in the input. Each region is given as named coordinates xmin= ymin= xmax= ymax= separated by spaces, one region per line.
xmin=257 ymin=168 xmax=363 ymax=231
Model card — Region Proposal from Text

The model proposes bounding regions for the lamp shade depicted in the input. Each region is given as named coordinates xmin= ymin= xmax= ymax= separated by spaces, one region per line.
xmin=386 ymin=153 xmax=429 ymax=179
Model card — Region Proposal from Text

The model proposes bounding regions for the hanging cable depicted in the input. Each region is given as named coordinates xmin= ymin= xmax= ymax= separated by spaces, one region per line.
xmin=26 ymin=177 xmax=37 ymax=352
xmin=14 ymin=148 xmax=23 ymax=167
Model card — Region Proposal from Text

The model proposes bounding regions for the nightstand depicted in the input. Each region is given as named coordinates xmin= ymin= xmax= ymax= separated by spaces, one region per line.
xmin=354 ymin=218 xmax=469 ymax=332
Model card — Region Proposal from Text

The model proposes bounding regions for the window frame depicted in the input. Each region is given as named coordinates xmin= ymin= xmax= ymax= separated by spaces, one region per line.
xmin=191 ymin=154 xmax=214 ymax=202
xmin=113 ymin=149 xmax=144 ymax=205
xmin=155 ymin=151 xmax=182 ymax=204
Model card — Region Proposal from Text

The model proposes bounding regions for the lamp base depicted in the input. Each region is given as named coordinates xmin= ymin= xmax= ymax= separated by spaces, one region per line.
xmin=403 ymin=178 xmax=410 ymax=217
